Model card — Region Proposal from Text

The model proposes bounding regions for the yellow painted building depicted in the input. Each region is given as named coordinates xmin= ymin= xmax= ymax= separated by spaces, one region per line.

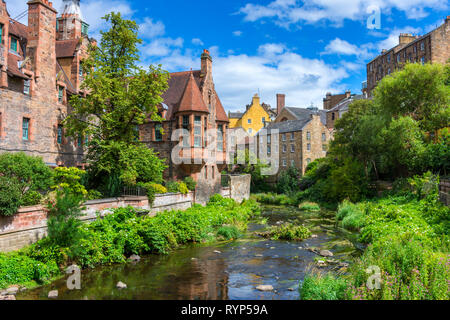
xmin=228 ymin=94 xmax=272 ymax=136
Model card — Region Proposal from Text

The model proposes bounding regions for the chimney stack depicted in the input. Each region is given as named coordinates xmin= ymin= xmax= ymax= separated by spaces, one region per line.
xmin=201 ymin=49 xmax=212 ymax=79
xmin=276 ymin=93 xmax=285 ymax=115
xmin=399 ymin=33 xmax=416 ymax=45
xmin=345 ymin=90 xmax=351 ymax=98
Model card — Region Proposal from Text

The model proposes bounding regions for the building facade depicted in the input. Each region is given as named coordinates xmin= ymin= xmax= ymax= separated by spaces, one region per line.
xmin=258 ymin=95 xmax=331 ymax=179
xmin=139 ymin=50 xmax=229 ymax=202
xmin=367 ymin=16 xmax=449 ymax=95
xmin=324 ymin=90 xmax=366 ymax=130
xmin=0 ymin=0 xmax=93 ymax=167
xmin=228 ymin=94 xmax=273 ymax=136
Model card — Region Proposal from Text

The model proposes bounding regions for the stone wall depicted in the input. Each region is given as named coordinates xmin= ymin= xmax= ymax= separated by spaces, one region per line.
xmin=439 ymin=179 xmax=450 ymax=206
xmin=0 ymin=192 xmax=194 ymax=253
xmin=229 ymin=174 xmax=251 ymax=203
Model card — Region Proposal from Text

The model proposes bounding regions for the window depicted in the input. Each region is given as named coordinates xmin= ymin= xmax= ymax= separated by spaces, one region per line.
xmin=248 ymin=128 xmax=253 ymax=134
xmin=10 ymin=37 xmax=18 ymax=52
xmin=306 ymin=158 xmax=311 ymax=165
xmin=77 ymin=136 xmax=82 ymax=147
xmin=322 ymin=144 xmax=327 ymax=152
xmin=282 ymin=133 xmax=286 ymax=142
xmin=332 ymin=113 xmax=335 ymax=121
xmin=421 ymin=57 xmax=425 ymax=65
xmin=307 ymin=143 xmax=311 ymax=151
xmin=248 ymin=119 xmax=252 ymax=124
xmin=79 ymin=63 xmax=83 ymax=78
xmin=397 ymin=54 xmax=400 ymax=63
xmin=291 ymin=144 xmax=295 ymax=153
xmin=420 ymin=42 xmax=425 ymax=51
xmin=413 ymin=46 xmax=417 ymax=53
xmin=262 ymin=117 xmax=265 ymax=124
xmin=0 ymin=24 xmax=3 ymax=40
xmin=387 ymin=54 xmax=390 ymax=63
xmin=58 ymin=86 xmax=64 ymax=103
xmin=81 ymin=22 xmax=89 ymax=36
xmin=267 ymin=135 xmax=271 ymax=144
xmin=290 ymin=132 xmax=295 ymax=140
xmin=57 ymin=125 xmax=63 ymax=144
xmin=306 ymin=132 xmax=311 ymax=140
xmin=22 ymin=118 xmax=30 ymax=141
xmin=282 ymin=144 xmax=287 ymax=153
xmin=291 ymin=160 xmax=295 ymax=167
xmin=217 ymin=124 xmax=224 ymax=152
xmin=56 ymin=20 xmax=59 ymax=32
xmin=282 ymin=159 xmax=287 ymax=167
xmin=24 ymin=80 xmax=30 ymax=95
xmin=155 ymin=123 xmax=162 ymax=141
xmin=322 ymin=133 xmax=326 ymax=142
xmin=267 ymin=145 xmax=271 ymax=154
xmin=194 ymin=116 xmax=201 ymax=147
xmin=182 ymin=115 xmax=189 ymax=129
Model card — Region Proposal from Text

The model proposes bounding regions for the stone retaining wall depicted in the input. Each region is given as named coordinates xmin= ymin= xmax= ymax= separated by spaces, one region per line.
xmin=439 ymin=179 xmax=450 ymax=206
xmin=0 ymin=175 xmax=249 ymax=253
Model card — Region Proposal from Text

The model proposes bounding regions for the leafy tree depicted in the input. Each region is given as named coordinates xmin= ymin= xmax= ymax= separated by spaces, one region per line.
xmin=64 ymin=12 xmax=169 ymax=189
xmin=277 ymin=166 xmax=301 ymax=195
xmin=231 ymin=149 xmax=269 ymax=192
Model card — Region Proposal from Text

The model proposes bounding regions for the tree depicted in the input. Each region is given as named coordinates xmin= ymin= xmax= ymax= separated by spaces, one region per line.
xmin=64 ymin=12 xmax=168 ymax=189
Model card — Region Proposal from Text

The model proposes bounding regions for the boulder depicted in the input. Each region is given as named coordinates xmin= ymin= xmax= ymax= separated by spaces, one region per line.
xmin=317 ymin=260 xmax=327 ymax=267
xmin=128 ymin=254 xmax=141 ymax=262
xmin=0 ymin=295 xmax=16 ymax=301
xmin=213 ymin=250 xmax=221 ymax=254
xmin=48 ymin=290 xmax=58 ymax=299
xmin=256 ymin=285 xmax=274 ymax=292
xmin=319 ymin=250 xmax=334 ymax=257
xmin=116 ymin=282 xmax=127 ymax=289
xmin=6 ymin=286 xmax=19 ymax=296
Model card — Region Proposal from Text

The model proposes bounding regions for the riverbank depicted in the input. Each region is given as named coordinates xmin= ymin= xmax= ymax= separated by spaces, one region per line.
xmin=0 ymin=195 xmax=260 ymax=294
xmin=16 ymin=204 xmax=358 ymax=300
xmin=300 ymin=193 xmax=450 ymax=300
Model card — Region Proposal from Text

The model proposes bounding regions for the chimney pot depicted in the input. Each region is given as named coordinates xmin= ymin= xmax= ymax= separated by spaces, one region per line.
xmin=276 ymin=93 xmax=285 ymax=115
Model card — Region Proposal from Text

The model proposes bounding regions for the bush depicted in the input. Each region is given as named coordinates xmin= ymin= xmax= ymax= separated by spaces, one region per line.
xmin=300 ymin=273 xmax=348 ymax=300
xmin=258 ymin=223 xmax=311 ymax=241
xmin=166 ymin=181 xmax=180 ymax=193
xmin=336 ymin=200 xmax=366 ymax=231
xmin=217 ymin=225 xmax=240 ymax=240
xmin=299 ymin=202 xmax=320 ymax=211
xmin=52 ymin=167 xmax=88 ymax=197
xmin=0 ymin=176 xmax=23 ymax=216
xmin=253 ymin=193 xmax=296 ymax=206
xmin=178 ymin=182 xmax=189 ymax=195
xmin=0 ymin=152 xmax=54 ymax=210
xmin=277 ymin=166 xmax=300 ymax=195
xmin=46 ymin=191 xmax=85 ymax=248
xmin=183 ymin=176 xmax=197 ymax=191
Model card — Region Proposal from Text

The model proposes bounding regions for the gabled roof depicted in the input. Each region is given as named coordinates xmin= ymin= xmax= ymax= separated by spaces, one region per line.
xmin=265 ymin=119 xmax=311 ymax=134
xmin=175 ymin=72 xmax=209 ymax=114
xmin=7 ymin=52 xmax=29 ymax=79
xmin=215 ymin=94 xmax=229 ymax=122
xmin=285 ymin=107 xmax=327 ymax=126
xmin=8 ymin=20 xmax=28 ymax=40
xmin=327 ymin=95 xmax=365 ymax=113
xmin=56 ymin=39 xmax=80 ymax=58
xmin=229 ymin=112 xmax=244 ymax=119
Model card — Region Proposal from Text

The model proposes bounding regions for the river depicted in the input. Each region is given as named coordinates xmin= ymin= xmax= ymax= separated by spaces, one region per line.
xmin=17 ymin=204 xmax=359 ymax=300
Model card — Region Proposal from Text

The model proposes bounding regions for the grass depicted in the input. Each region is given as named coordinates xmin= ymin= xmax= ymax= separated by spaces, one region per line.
xmin=257 ymin=223 xmax=312 ymax=241
xmin=299 ymin=201 xmax=320 ymax=211
xmin=300 ymin=272 xmax=348 ymax=300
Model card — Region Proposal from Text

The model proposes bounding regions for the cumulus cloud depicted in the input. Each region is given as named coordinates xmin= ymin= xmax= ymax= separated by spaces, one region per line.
xmin=142 ymin=37 xmax=184 ymax=57
xmin=232 ymin=30 xmax=243 ymax=36
xmin=192 ymin=38 xmax=204 ymax=46
xmin=238 ymin=0 xmax=448 ymax=28
xmin=138 ymin=18 xmax=165 ymax=39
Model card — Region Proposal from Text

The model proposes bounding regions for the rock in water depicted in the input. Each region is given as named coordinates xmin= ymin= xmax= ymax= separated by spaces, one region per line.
xmin=6 ymin=286 xmax=19 ymax=296
xmin=319 ymin=250 xmax=334 ymax=257
xmin=116 ymin=282 xmax=127 ymax=289
xmin=0 ymin=295 xmax=16 ymax=300
xmin=128 ymin=254 xmax=141 ymax=262
xmin=256 ymin=285 xmax=274 ymax=292
xmin=213 ymin=250 xmax=221 ymax=254
xmin=48 ymin=290 xmax=58 ymax=299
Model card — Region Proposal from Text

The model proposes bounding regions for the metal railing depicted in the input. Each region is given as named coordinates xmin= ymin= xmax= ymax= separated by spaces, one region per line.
xmin=122 ymin=186 xmax=147 ymax=197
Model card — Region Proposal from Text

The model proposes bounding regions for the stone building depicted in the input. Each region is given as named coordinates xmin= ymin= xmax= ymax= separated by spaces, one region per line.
xmin=0 ymin=0 xmax=93 ymax=167
xmin=228 ymin=93 xmax=274 ymax=136
xmin=139 ymin=49 xmax=229 ymax=202
xmin=367 ymin=16 xmax=450 ymax=95
xmin=258 ymin=95 xmax=331 ymax=178
xmin=323 ymin=90 xmax=365 ymax=130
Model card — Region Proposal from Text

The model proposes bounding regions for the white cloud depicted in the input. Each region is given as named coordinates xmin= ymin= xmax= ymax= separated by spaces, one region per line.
xmin=232 ymin=30 xmax=243 ymax=36
xmin=142 ymin=37 xmax=184 ymax=57
xmin=138 ymin=18 xmax=165 ymax=39
xmin=192 ymin=38 xmax=204 ymax=46
xmin=238 ymin=0 xmax=448 ymax=28
xmin=323 ymin=38 xmax=360 ymax=55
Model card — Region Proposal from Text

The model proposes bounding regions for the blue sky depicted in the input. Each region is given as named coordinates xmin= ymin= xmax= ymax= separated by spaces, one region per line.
xmin=6 ymin=0 xmax=449 ymax=112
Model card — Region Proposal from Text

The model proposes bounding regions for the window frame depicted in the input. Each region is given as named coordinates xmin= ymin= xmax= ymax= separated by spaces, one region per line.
xmin=22 ymin=118 xmax=30 ymax=141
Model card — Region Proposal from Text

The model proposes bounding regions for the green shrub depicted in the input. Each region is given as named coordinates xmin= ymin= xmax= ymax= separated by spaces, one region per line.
xmin=183 ymin=177 xmax=197 ymax=191
xmin=0 ymin=252 xmax=60 ymax=289
xmin=258 ymin=223 xmax=311 ymax=241
xmin=217 ymin=225 xmax=240 ymax=240
xmin=86 ymin=189 xmax=103 ymax=201
xmin=300 ymin=273 xmax=348 ymax=300
xmin=336 ymin=200 xmax=366 ymax=231
xmin=0 ymin=153 xmax=54 ymax=211
xmin=0 ymin=176 xmax=23 ymax=216
xmin=52 ymin=167 xmax=88 ymax=197
xmin=299 ymin=202 xmax=320 ymax=211
xmin=178 ymin=182 xmax=189 ymax=195
xmin=150 ymin=183 xmax=167 ymax=194
xmin=253 ymin=193 xmax=296 ymax=206
xmin=277 ymin=166 xmax=300 ymax=195
xmin=46 ymin=191 xmax=85 ymax=248
xmin=166 ymin=181 xmax=180 ymax=193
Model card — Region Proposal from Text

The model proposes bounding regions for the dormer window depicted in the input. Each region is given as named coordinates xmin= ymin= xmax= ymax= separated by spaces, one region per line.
xmin=10 ymin=37 xmax=18 ymax=52
xmin=81 ymin=22 xmax=89 ymax=36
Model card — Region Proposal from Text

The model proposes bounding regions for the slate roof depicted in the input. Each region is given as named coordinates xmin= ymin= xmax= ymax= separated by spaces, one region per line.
xmin=285 ymin=107 xmax=327 ymax=126
xmin=215 ymin=95 xmax=229 ymax=122
xmin=7 ymin=52 xmax=29 ymax=79
xmin=265 ymin=119 xmax=311 ymax=134
xmin=176 ymin=72 xmax=209 ymax=114
xmin=8 ymin=20 xmax=28 ymax=39
xmin=327 ymin=94 xmax=365 ymax=113
xmin=229 ymin=112 xmax=244 ymax=119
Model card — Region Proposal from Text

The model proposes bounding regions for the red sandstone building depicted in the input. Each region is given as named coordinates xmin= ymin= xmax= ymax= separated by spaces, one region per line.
xmin=139 ymin=50 xmax=229 ymax=201
xmin=367 ymin=16 xmax=449 ymax=95
xmin=0 ymin=0 xmax=93 ymax=167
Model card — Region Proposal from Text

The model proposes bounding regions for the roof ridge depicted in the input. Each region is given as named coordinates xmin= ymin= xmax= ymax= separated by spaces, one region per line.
xmin=175 ymin=71 xmax=209 ymax=114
